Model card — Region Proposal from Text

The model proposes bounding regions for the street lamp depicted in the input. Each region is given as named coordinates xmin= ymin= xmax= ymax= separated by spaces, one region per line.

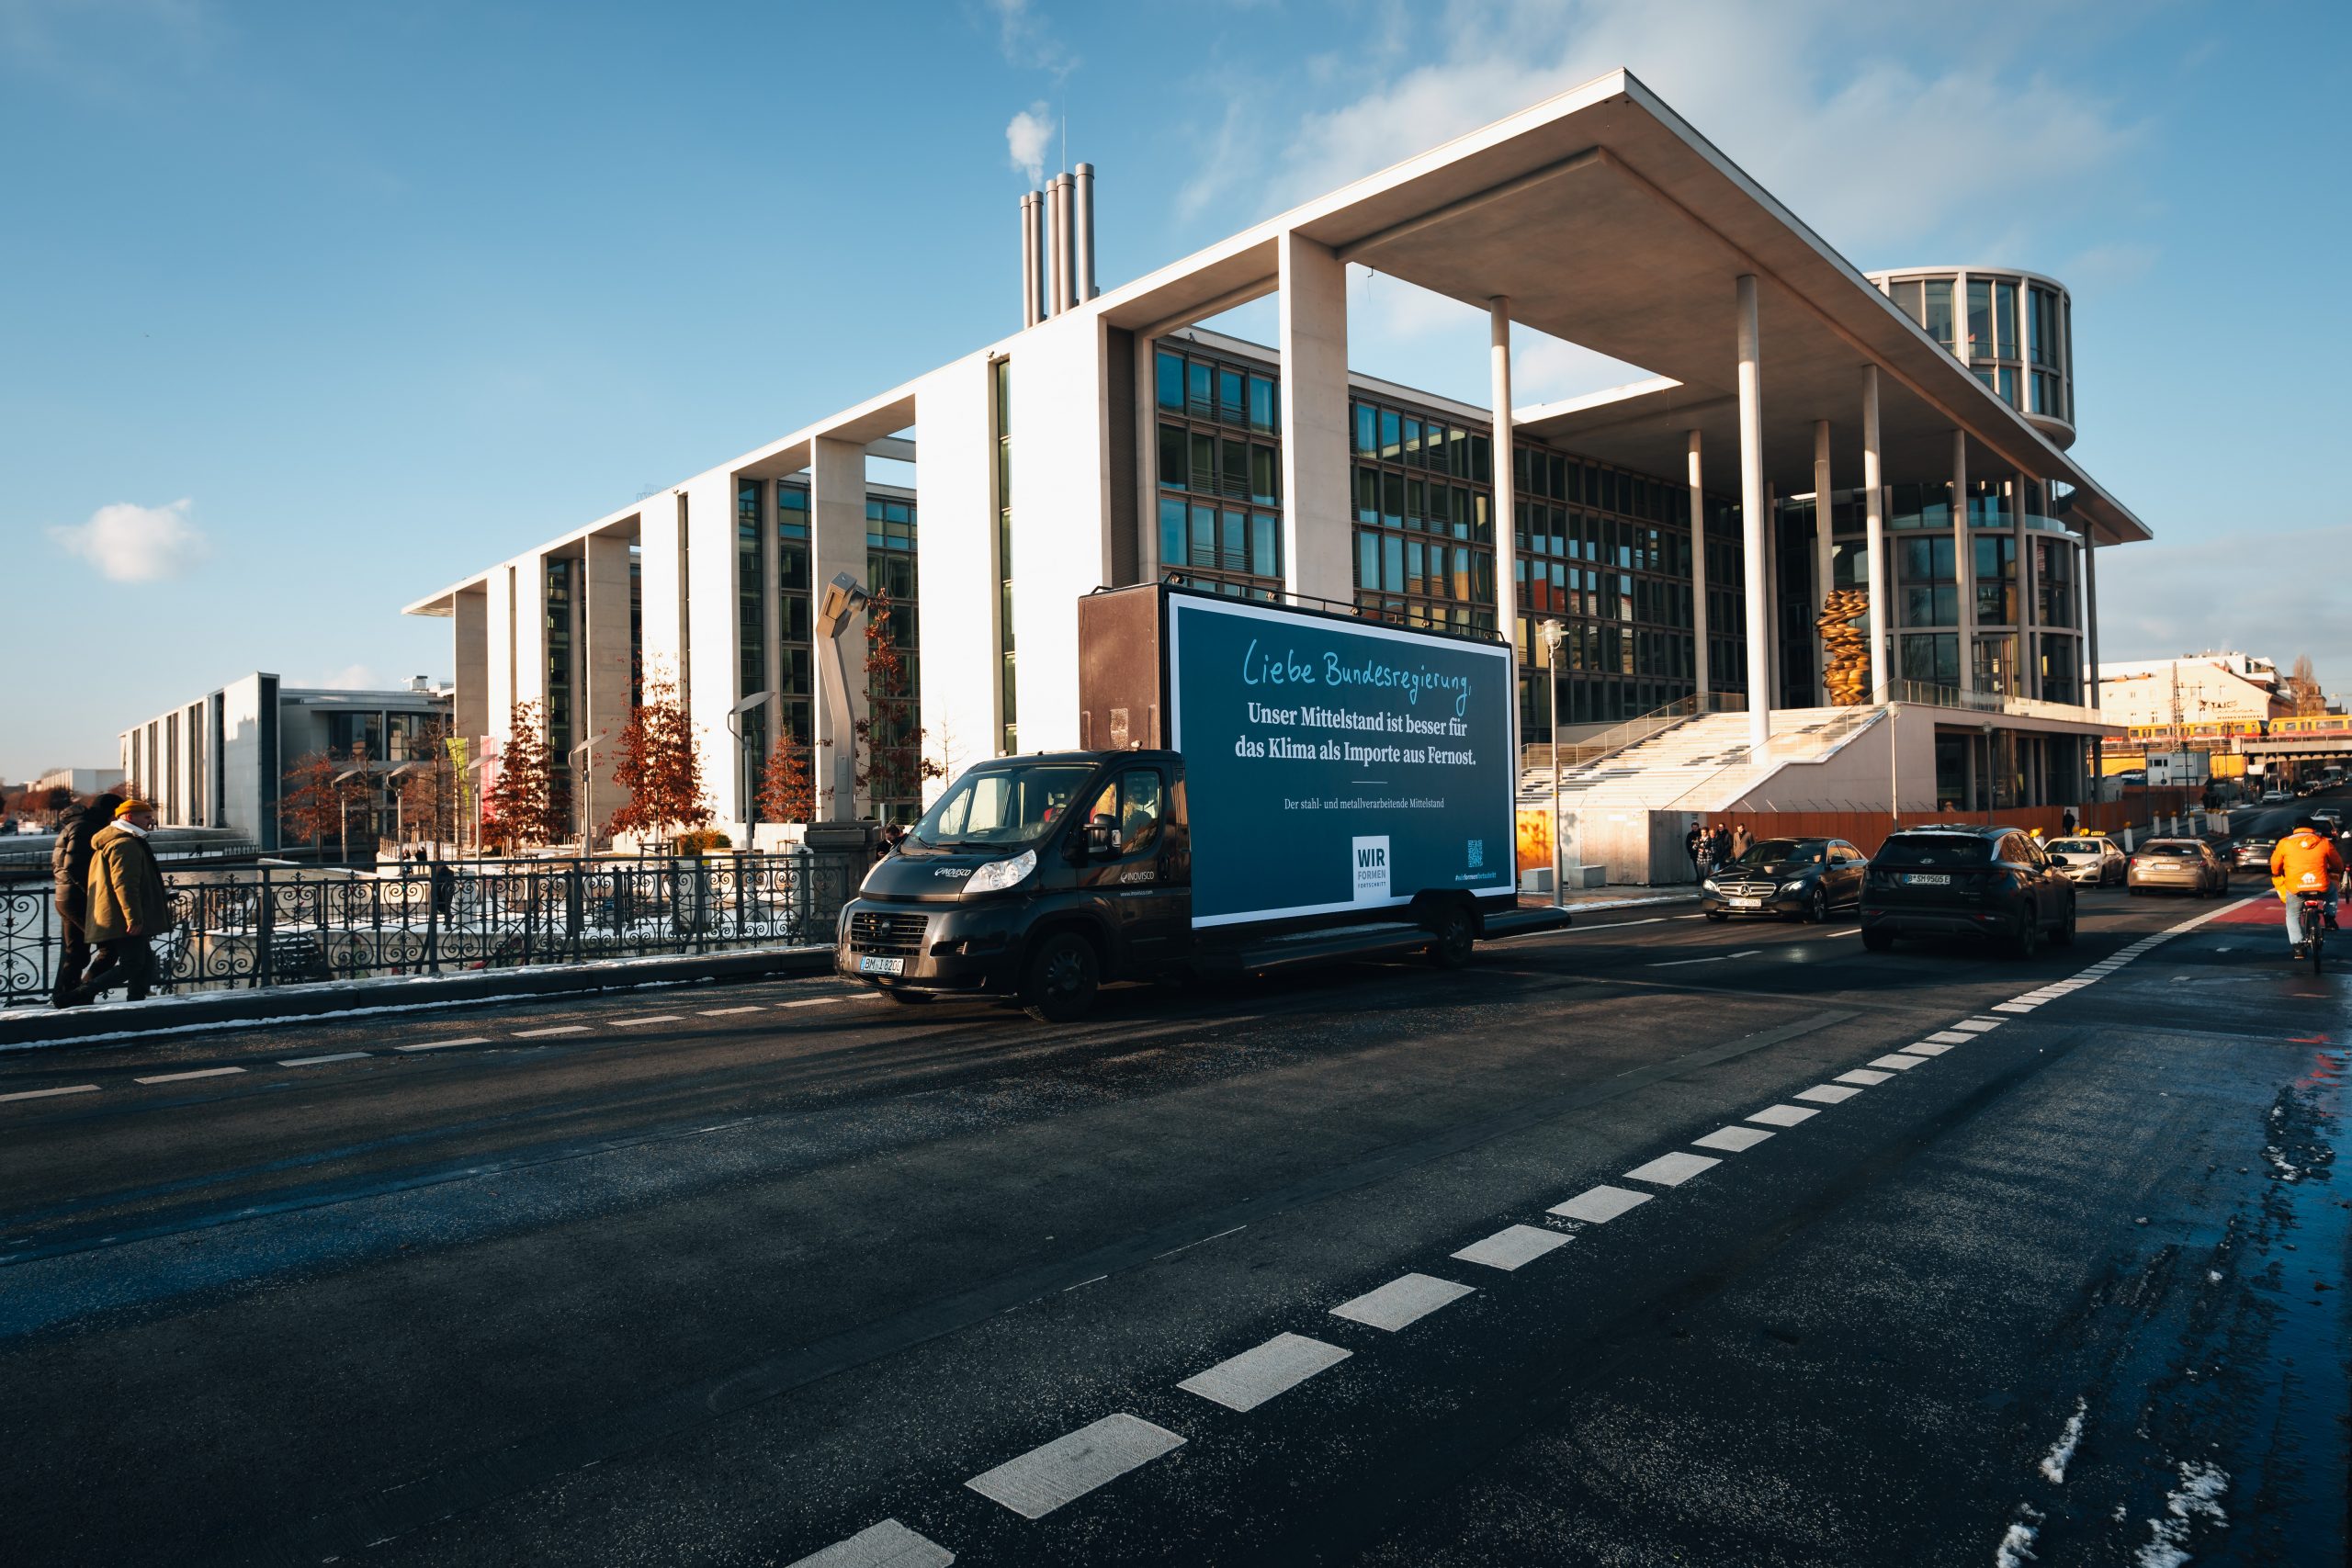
xmin=568 ymin=739 xmax=597 ymax=855
xmin=384 ymin=761 xmax=425 ymax=851
xmin=1539 ymin=618 xmax=1566 ymax=908
xmin=464 ymin=756 xmax=488 ymax=861
xmin=729 ymin=692 xmax=775 ymax=842
xmin=332 ymin=765 xmax=369 ymax=864
xmin=815 ymin=571 xmax=873 ymax=822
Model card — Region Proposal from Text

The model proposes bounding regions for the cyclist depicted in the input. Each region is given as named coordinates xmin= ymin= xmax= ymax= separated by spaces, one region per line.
xmin=2269 ymin=817 xmax=2345 ymax=958
xmin=2315 ymin=817 xmax=2346 ymax=931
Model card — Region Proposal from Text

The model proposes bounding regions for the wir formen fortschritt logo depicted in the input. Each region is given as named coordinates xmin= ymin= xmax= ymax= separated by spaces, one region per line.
xmin=1352 ymin=835 xmax=1390 ymax=901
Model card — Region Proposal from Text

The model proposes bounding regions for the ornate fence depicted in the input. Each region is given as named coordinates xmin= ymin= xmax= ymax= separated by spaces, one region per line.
xmin=1 ymin=853 xmax=856 ymax=1010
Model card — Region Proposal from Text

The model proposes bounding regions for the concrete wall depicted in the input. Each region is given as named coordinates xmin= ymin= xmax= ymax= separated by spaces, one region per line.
xmin=486 ymin=562 xmax=517 ymax=738
xmin=452 ymin=587 xmax=489 ymax=742
xmin=913 ymin=352 xmax=1000 ymax=795
xmin=1724 ymin=713 xmax=1939 ymax=815
xmin=679 ymin=470 xmax=741 ymax=825
xmin=218 ymin=674 xmax=269 ymax=847
xmin=580 ymin=531 xmax=633 ymax=822
xmin=1008 ymin=310 xmax=1116 ymax=752
xmin=1278 ymin=231 xmax=1353 ymax=604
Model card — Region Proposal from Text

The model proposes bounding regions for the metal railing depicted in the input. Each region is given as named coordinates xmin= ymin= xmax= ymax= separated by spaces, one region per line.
xmin=1873 ymin=679 xmax=2107 ymax=726
xmin=1 ymin=852 xmax=856 ymax=1010
xmin=1522 ymin=691 xmax=1749 ymax=779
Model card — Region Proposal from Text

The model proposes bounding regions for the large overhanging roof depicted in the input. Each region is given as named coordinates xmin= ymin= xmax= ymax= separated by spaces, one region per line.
xmin=1095 ymin=70 xmax=2148 ymax=547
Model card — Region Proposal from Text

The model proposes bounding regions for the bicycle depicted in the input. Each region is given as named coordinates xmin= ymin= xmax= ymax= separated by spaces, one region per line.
xmin=2300 ymin=890 xmax=2327 ymax=975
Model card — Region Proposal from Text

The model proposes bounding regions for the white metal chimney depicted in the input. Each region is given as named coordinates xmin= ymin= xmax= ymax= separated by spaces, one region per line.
xmin=1019 ymin=190 xmax=1041 ymax=327
xmin=1046 ymin=175 xmax=1068 ymax=317
xmin=1074 ymin=162 xmax=1097 ymax=301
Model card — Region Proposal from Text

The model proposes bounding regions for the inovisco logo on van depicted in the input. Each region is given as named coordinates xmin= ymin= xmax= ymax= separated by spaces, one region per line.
xmin=1352 ymin=835 xmax=1391 ymax=901
xmin=934 ymin=866 xmax=975 ymax=879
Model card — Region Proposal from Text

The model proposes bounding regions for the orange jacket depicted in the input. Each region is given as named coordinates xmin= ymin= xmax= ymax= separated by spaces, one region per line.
xmin=2270 ymin=829 xmax=2345 ymax=897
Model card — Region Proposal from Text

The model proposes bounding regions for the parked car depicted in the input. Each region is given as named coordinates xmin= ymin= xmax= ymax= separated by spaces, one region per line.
xmin=2127 ymin=838 xmax=2229 ymax=897
xmin=2044 ymin=834 xmax=2126 ymax=886
xmin=2312 ymin=808 xmax=2344 ymax=835
xmin=1700 ymin=837 xmax=1869 ymax=922
xmin=1860 ymin=826 xmax=2076 ymax=956
xmin=2262 ymin=787 xmax=2293 ymax=804
xmin=2233 ymin=836 xmax=2278 ymax=871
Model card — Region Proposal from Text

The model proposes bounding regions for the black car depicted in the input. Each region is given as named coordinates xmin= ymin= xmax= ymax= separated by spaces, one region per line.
xmin=2233 ymin=836 xmax=2278 ymax=871
xmin=1701 ymin=837 xmax=1868 ymax=921
xmin=1859 ymin=825 xmax=2077 ymax=956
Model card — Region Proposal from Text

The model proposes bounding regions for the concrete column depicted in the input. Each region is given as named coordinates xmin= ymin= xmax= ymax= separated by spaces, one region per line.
xmin=1277 ymin=231 xmax=1352 ymax=604
xmin=1951 ymin=431 xmax=1975 ymax=695
xmin=1736 ymin=274 xmax=1770 ymax=751
xmin=2010 ymin=475 xmax=2035 ymax=699
xmin=1490 ymin=298 xmax=1521 ymax=685
xmin=1812 ymin=419 xmax=1834 ymax=705
xmin=1861 ymin=367 xmax=1888 ymax=697
xmin=1688 ymin=430 xmax=1708 ymax=700
xmin=582 ymin=530 xmax=634 ymax=829
xmin=486 ymin=563 xmax=517 ymax=734
xmin=760 ymin=478 xmax=783 ymax=745
xmin=2084 ymin=536 xmax=2100 ymax=709
xmin=452 ymin=586 xmax=489 ymax=743
xmin=1763 ymin=481 xmax=1779 ymax=709
xmin=811 ymin=435 xmax=871 ymax=819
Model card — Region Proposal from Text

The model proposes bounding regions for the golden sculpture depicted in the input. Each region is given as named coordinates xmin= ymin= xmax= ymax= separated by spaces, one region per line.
xmin=1817 ymin=587 xmax=1873 ymax=705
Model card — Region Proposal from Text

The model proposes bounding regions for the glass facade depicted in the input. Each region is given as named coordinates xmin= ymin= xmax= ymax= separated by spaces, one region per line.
xmin=1155 ymin=343 xmax=1283 ymax=598
xmin=545 ymin=556 xmax=573 ymax=762
xmin=1350 ymin=392 xmax=1494 ymax=633
xmin=1876 ymin=266 xmax=2074 ymax=436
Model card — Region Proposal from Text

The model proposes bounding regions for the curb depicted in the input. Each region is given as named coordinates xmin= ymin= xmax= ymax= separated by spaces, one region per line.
xmin=0 ymin=946 xmax=838 ymax=1053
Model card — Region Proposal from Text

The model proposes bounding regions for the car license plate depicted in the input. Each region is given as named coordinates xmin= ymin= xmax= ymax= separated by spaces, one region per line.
xmin=1731 ymin=896 xmax=1764 ymax=908
xmin=1902 ymin=873 xmax=1951 ymax=886
xmin=857 ymin=955 xmax=904 ymax=976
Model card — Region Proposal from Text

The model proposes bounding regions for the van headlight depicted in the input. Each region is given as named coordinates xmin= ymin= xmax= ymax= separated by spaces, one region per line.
xmin=964 ymin=848 xmax=1036 ymax=896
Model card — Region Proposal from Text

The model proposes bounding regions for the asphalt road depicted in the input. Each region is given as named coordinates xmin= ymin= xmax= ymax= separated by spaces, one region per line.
xmin=1 ymin=859 xmax=2343 ymax=1567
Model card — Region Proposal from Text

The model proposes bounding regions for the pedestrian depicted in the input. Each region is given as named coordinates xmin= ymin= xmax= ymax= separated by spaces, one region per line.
xmin=1712 ymin=822 xmax=1733 ymax=866
xmin=48 ymin=789 xmax=124 ymax=1007
xmin=61 ymin=799 xmax=170 ymax=1006
xmin=1731 ymin=822 xmax=1751 ymax=862
xmin=2061 ymin=807 xmax=2077 ymax=835
xmin=1685 ymin=820 xmax=1707 ymax=880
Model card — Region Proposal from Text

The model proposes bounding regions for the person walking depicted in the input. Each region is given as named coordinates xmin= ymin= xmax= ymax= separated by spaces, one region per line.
xmin=1731 ymin=822 xmax=1752 ymax=862
xmin=2061 ymin=807 xmax=2077 ymax=836
xmin=62 ymin=799 xmax=170 ymax=1006
xmin=1685 ymin=820 xmax=1707 ymax=880
xmin=48 ymin=789 xmax=125 ymax=1007
xmin=1711 ymin=822 xmax=1733 ymax=867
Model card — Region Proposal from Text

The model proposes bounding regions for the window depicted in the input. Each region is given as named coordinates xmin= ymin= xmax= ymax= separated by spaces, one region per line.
xmin=1155 ymin=341 xmax=1284 ymax=597
xmin=1084 ymin=768 xmax=1165 ymax=856
xmin=1923 ymin=278 xmax=1954 ymax=348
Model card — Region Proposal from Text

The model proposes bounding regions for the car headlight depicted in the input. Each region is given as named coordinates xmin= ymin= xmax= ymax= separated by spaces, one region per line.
xmin=1781 ymin=880 xmax=1807 ymax=895
xmin=1702 ymin=877 xmax=1720 ymax=894
xmin=964 ymin=848 xmax=1036 ymax=896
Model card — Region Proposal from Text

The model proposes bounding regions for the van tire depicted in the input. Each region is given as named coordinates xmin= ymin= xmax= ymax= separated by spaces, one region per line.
xmin=1021 ymin=931 xmax=1100 ymax=1022
xmin=1426 ymin=902 xmax=1476 ymax=969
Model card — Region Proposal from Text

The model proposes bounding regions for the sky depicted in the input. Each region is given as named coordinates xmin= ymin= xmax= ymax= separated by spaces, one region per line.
xmin=5 ymin=0 xmax=2348 ymax=779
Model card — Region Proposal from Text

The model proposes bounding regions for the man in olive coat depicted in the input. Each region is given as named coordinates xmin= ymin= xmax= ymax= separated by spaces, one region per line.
xmin=49 ymin=790 xmax=125 ymax=1006
xmin=63 ymin=799 xmax=170 ymax=1005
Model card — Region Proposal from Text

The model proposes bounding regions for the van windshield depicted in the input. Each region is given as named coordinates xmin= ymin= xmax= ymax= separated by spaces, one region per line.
xmin=1875 ymin=834 xmax=1993 ymax=867
xmin=910 ymin=764 xmax=1099 ymax=851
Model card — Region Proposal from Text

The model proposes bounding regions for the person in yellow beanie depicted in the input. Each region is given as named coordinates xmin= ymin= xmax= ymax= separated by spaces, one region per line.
xmin=61 ymin=799 xmax=169 ymax=1005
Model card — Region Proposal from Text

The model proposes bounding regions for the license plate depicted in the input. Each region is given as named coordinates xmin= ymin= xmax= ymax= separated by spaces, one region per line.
xmin=857 ymin=955 xmax=904 ymax=976
xmin=1902 ymin=873 xmax=1951 ymax=886
xmin=1731 ymin=896 xmax=1765 ymax=908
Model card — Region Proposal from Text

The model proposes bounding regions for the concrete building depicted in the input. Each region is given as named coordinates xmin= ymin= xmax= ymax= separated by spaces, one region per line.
xmin=2097 ymin=652 xmax=2287 ymax=730
xmin=119 ymin=675 xmax=452 ymax=850
xmin=30 ymin=766 xmax=128 ymax=797
xmin=406 ymin=71 xmax=2147 ymax=839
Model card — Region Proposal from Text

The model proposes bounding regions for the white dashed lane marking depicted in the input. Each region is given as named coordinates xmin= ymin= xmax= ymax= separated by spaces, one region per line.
xmin=608 ymin=1014 xmax=685 ymax=1026
xmin=783 ymin=1517 xmax=954 ymax=1568
xmin=513 ymin=1025 xmax=593 ymax=1038
xmin=1796 ymin=1083 xmax=1864 ymax=1104
xmin=1954 ymin=1019 xmax=2003 ymax=1031
xmin=1922 ymin=1030 xmax=1975 ymax=1043
xmin=278 ymin=1052 xmax=370 ymax=1066
xmin=964 ymin=1413 xmax=1184 ymax=1519
xmin=397 ymin=1037 xmax=490 ymax=1052
xmin=1836 ymin=1068 xmax=1894 ymax=1087
xmin=1692 ymin=1124 xmax=1774 ymax=1153
xmin=1330 ymin=1273 xmax=1476 ymax=1332
xmin=1549 ymin=1184 xmax=1653 ymax=1223
xmin=1623 ymin=1151 xmax=1720 ymax=1188
xmin=699 ymin=1006 xmax=764 ymax=1017
xmin=1902 ymin=1042 xmax=1956 ymax=1056
xmin=134 ymin=1066 xmax=245 ymax=1084
xmin=784 ymin=997 xmax=850 ymax=1009
xmin=1867 ymin=1054 xmax=1928 ymax=1071
xmin=1747 ymin=1103 xmax=1819 ymax=1127
xmin=1178 ymin=1332 xmax=1351 ymax=1412
xmin=0 ymin=1084 xmax=99 ymax=1103
xmin=1451 ymin=1224 xmax=1572 ymax=1272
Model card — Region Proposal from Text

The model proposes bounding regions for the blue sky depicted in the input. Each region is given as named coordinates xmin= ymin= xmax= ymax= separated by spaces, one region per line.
xmin=5 ymin=0 xmax=2346 ymax=778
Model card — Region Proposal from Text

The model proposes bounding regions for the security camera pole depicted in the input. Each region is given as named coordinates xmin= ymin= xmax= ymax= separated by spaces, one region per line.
xmin=815 ymin=570 xmax=873 ymax=822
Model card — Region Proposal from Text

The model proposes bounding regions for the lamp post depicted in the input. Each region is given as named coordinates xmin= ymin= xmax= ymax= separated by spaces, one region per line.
xmin=384 ymin=761 xmax=424 ymax=852
xmin=728 ymin=692 xmax=775 ymax=844
xmin=464 ymin=757 xmax=487 ymax=862
xmin=569 ymin=739 xmax=597 ymax=855
xmin=1539 ymin=618 xmax=1566 ymax=908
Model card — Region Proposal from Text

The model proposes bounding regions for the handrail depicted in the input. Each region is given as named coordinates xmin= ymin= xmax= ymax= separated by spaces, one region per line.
xmin=1523 ymin=691 xmax=1748 ymax=778
xmin=1873 ymin=680 xmax=2107 ymax=726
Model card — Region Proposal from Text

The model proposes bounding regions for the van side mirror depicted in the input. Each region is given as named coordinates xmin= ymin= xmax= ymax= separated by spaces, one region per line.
xmin=1085 ymin=812 xmax=1121 ymax=857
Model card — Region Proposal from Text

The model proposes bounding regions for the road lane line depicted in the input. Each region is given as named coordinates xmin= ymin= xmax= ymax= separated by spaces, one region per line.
xmin=0 ymin=1084 xmax=100 ymax=1103
xmin=784 ymin=997 xmax=850 ymax=1008
xmin=1954 ymin=1019 xmax=2003 ymax=1031
xmin=1923 ymin=1030 xmax=1975 ymax=1043
xmin=783 ymin=1517 xmax=955 ymax=1568
xmin=698 ymin=1006 xmax=764 ymax=1016
xmin=278 ymin=1052 xmax=370 ymax=1066
xmin=1623 ymin=1151 xmax=1720 ymax=1187
xmin=1329 ymin=1273 xmax=1476 ymax=1331
xmin=513 ymin=1025 xmax=593 ymax=1038
xmin=1178 ymin=1332 xmax=1351 ymax=1412
xmin=395 ymin=1037 xmax=491 ymax=1052
xmin=1153 ymin=1224 xmax=1247 ymax=1261
xmin=133 ymin=1066 xmax=245 ymax=1084
xmin=1993 ymin=1003 xmax=2038 ymax=1014
xmin=607 ymin=1015 xmax=684 ymax=1026
xmin=1549 ymin=1184 xmax=1653 ymax=1224
xmin=1902 ymin=1042 xmax=1955 ymax=1056
xmin=1795 ymin=1083 xmax=1864 ymax=1104
xmin=1866 ymin=1054 xmax=1928 ymax=1071
xmin=1836 ymin=1068 xmax=1894 ymax=1086
xmin=1747 ymin=1104 xmax=1819 ymax=1127
xmin=964 ymin=1413 xmax=1184 ymax=1518
xmin=1646 ymin=953 xmax=1732 ymax=967
xmin=1692 ymin=1125 xmax=1774 ymax=1153
xmin=1451 ymin=1224 xmax=1572 ymax=1272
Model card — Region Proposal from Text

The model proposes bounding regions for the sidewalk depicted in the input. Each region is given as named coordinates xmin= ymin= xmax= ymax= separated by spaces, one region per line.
xmin=1515 ymin=884 xmax=1700 ymax=915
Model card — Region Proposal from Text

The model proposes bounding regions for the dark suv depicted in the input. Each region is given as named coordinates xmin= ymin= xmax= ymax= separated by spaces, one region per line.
xmin=1859 ymin=825 xmax=2077 ymax=956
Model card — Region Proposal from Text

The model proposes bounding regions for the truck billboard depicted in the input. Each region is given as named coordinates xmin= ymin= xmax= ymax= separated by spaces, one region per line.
xmin=1167 ymin=593 xmax=1516 ymax=928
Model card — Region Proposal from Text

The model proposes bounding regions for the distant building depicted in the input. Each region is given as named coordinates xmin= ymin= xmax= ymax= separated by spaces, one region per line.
xmin=30 ymin=766 xmax=128 ymax=797
xmin=2096 ymin=652 xmax=2286 ymax=729
xmin=119 ymin=675 xmax=451 ymax=850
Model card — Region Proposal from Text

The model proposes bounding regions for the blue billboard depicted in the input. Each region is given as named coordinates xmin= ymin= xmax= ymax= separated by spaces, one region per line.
xmin=1168 ymin=594 xmax=1517 ymax=928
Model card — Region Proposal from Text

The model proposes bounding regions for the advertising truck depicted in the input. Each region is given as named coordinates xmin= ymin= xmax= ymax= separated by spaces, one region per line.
xmin=834 ymin=582 xmax=1566 ymax=1019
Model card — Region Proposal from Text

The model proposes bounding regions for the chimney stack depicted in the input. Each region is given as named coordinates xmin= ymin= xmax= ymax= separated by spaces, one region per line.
xmin=1019 ymin=190 xmax=1041 ymax=327
xmin=1046 ymin=175 xmax=1068 ymax=317
xmin=1074 ymin=162 xmax=1097 ymax=301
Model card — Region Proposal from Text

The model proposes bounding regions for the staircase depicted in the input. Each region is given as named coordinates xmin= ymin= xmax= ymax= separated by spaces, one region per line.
xmin=1521 ymin=705 xmax=1886 ymax=816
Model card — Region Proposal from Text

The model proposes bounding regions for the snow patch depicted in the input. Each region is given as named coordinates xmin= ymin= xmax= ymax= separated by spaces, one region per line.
xmin=1994 ymin=1521 xmax=2039 ymax=1566
xmin=2038 ymin=1398 xmax=2086 ymax=1483
xmin=2135 ymin=1460 xmax=2229 ymax=1568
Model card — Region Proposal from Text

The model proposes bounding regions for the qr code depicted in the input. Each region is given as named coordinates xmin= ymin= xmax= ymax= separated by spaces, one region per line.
xmin=1466 ymin=839 xmax=1484 ymax=868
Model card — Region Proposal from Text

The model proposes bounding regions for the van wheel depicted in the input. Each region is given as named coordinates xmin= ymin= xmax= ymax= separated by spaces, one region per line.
xmin=1020 ymin=931 xmax=1100 ymax=1022
xmin=1426 ymin=903 xmax=1476 ymax=969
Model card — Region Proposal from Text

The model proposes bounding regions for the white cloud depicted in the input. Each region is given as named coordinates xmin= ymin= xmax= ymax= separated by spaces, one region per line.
xmin=1006 ymin=101 xmax=1054 ymax=185
xmin=48 ymin=497 xmax=209 ymax=581
xmin=985 ymin=0 xmax=1077 ymax=78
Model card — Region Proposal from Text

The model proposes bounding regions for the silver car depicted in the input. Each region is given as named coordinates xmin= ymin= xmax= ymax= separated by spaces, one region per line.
xmin=2128 ymin=838 xmax=2228 ymax=897
xmin=2045 ymin=835 xmax=2125 ymax=886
